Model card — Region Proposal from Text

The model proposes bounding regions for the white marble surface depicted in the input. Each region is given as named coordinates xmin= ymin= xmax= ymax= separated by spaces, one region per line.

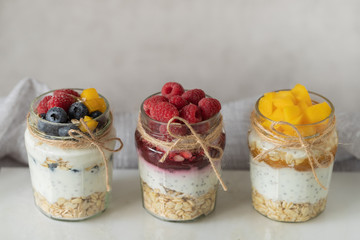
xmin=0 ymin=168 xmax=359 ymax=240
xmin=1 ymin=0 xmax=360 ymax=113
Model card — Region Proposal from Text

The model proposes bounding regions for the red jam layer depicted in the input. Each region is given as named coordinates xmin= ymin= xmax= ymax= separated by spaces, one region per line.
xmin=135 ymin=130 xmax=225 ymax=171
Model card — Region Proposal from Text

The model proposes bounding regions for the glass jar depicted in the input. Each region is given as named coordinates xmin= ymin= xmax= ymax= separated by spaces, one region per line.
xmin=25 ymin=89 xmax=117 ymax=221
xmin=135 ymin=93 xmax=226 ymax=222
xmin=249 ymin=91 xmax=338 ymax=222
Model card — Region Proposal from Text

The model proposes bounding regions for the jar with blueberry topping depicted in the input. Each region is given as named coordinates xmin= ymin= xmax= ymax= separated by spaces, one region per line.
xmin=135 ymin=82 xmax=226 ymax=222
xmin=25 ymin=88 xmax=121 ymax=221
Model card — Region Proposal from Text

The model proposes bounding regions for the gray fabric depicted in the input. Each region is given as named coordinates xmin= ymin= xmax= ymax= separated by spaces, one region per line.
xmin=1 ymin=79 xmax=359 ymax=171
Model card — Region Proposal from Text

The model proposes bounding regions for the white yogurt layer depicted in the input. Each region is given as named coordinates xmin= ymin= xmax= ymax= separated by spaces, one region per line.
xmin=25 ymin=129 xmax=114 ymax=203
xmin=248 ymin=129 xmax=338 ymax=164
xmin=250 ymin=157 xmax=334 ymax=204
xmin=138 ymin=155 xmax=220 ymax=197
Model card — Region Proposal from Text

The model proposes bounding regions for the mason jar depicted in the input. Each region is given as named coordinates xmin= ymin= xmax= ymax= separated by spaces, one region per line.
xmin=249 ymin=91 xmax=338 ymax=222
xmin=25 ymin=89 xmax=117 ymax=221
xmin=135 ymin=93 xmax=226 ymax=222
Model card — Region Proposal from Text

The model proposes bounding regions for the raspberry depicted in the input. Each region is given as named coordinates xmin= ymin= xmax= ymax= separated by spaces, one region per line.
xmin=36 ymin=95 xmax=51 ymax=115
xmin=169 ymin=95 xmax=188 ymax=110
xmin=54 ymin=89 xmax=80 ymax=97
xmin=161 ymin=82 xmax=184 ymax=99
xmin=149 ymin=102 xmax=179 ymax=123
xmin=198 ymin=98 xmax=221 ymax=120
xmin=181 ymin=89 xmax=205 ymax=105
xmin=143 ymin=95 xmax=168 ymax=116
xmin=179 ymin=103 xmax=202 ymax=123
xmin=47 ymin=94 xmax=75 ymax=112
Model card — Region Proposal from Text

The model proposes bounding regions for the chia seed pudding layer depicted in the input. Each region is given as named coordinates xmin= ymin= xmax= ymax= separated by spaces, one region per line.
xmin=25 ymin=128 xmax=114 ymax=204
xmin=250 ymin=156 xmax=334 ymax=204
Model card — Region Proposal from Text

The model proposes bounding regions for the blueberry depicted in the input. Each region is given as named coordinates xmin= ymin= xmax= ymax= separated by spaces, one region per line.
xmin=37 ymin=119 xmax=59 ymax=136
xmin=89 ymin=111 xmax=102 ymax=119
xmin=48 ymin=163 xmax=58 ymax=171
xmin=39 ymin=113 xmax=46 ymax=119
xmin=58 ymin=124 xmax=79 ymax=136
xmin=46 ymin=107 xmax=68 ymax=123
xmin=68 ymin=102 xmax=89 ymax=120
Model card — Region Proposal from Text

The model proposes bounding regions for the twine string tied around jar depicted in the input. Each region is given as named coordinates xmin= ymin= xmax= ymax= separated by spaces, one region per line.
xmin=137 ymin=114 xmax=227 ymax=191
xmin=69 ymin=118 xmax=123 ymax=192
xmin=251 ymin=112 xmax=336 ymax=190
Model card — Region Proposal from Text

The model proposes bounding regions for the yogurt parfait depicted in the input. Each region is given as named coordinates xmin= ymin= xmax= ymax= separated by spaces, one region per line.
xmin=25 ymin=88 xmax=122 ymax=221
xmin=249 ymin=84 xmax=338 ymax=222
xmin=135 ymin=82 xmax=226 ymax=221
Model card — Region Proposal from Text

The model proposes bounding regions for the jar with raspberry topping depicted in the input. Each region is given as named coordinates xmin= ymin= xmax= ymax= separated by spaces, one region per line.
xmin=135 ymin=90 xmax=226 ymax=222
xmin=249 ymin=86 xmax=338 ymax=222
xmin=25 ymin=88 xmax=122 ymax=221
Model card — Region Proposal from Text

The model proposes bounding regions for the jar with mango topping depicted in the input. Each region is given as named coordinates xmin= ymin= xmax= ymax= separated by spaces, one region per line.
xmin=249 ymin=84 xmax=338 ymax=222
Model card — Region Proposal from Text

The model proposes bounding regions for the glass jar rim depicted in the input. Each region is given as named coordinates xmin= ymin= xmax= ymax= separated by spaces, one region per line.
xmin=254 ymin=89 xmax=335 ymax=127
xmin=29 ymin=88 xmax=111 ymax=139
xmin=140 ymin=92 xmax=222 ymax=126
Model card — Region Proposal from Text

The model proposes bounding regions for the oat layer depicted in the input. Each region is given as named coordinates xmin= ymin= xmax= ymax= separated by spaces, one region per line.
xmin=141 ymin=180 xmax=217 ymax=221
xmin=252 ymin=189 xmax=327 ymax=222
xmin=34 ymin=190 xmax=107 ymax=220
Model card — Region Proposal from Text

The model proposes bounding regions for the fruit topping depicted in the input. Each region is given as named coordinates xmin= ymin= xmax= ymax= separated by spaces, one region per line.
xmin=161 ymin=82 xmax=185 ymax=99
xmin=83 ymin=98 xmax=106 ymax=113
xmin=45 ymin=107 xmax=68 ymax=123
xmin=181 ymin=89 xmax=205 ymax=105
xmin=169 ymin=95 xmax=188 ymax=110
xmin=80 ymin=88 xmax=100 ymax=100
xmin=58 ymin=124 xmax=79 ymax=137
xmin=54 ymin=89 xmax=80 ymax=97
xmin=36 ymin=95 xmax=51 ymax=115
xmin=79 ymin=116 xmax=98 ymax=132
xmin=258 ymin=84 xmax=332 ymax=136
xmin=89 ymin=110 xmax=103 ymax=119
xmin=47 ymin=94 xmax=75 ymax=112
xmin=198 ymin=98 xmax=221 ymax=120
xmin=68 ymin=102 xmax=89 ymax=120
xmin=143 ymin=95 xmax=168 ymax=115
xmin=149 ymin=102 xmax=179 ymax=123
xmin=179 ymin=104 xmax=202 ymax=123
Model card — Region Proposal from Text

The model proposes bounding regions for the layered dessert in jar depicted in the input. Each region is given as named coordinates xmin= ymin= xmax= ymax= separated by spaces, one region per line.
xmin=249 ymin=84 xmax=338 ymax=222
xmin=25 ymin=88 xmax=121 ymax=221
xmin=135 ymin=82 xmax=226 ymax=221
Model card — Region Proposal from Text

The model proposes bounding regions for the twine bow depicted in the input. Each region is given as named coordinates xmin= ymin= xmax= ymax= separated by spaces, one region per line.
xmin=138 ymin=115 xmax=227 ymax=191
xmin=69 ymin=118 xmax=123 ymax=192
xmin=251 ymin=112 xmax=336 ymax=190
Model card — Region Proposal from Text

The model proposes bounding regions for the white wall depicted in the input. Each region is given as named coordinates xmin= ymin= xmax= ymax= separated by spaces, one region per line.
xmin=0 ymin=0 xmax=359 ymax=113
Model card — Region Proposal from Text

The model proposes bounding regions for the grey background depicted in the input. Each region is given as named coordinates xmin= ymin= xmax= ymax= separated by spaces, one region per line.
xmin=1 ymin=0 xmax=359 ymax=114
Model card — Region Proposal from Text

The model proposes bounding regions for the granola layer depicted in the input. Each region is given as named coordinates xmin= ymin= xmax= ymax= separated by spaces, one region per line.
xmin=141 ymin=180 xmax=216 ymax=221
xmin=252 ymin=189 xmax=326 ymax=222
xmin=34 ymin=190 xmax=107 ymax=220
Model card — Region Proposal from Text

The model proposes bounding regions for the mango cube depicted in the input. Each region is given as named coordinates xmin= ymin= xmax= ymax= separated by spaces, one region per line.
xmin=258 ymin=96 xmax=273 ymax=118
xmin=304 ymin=102 xmax=332 ymax=123
xmin=81 ymin=88 xmax=100 ymax=100
xmin=272 ymin=92 xmax=295 ymax=108
xmin=79 ymin=116 xmax=98 ymax=132
xmin=84 ymin=98 xmax=107 ymax=113
xmin=291 ymin=84 xmax=312 ymax=106
xmin=269 ymin=108 xmax=284 ymax=121
xmin=283 ymin=105 xmax=301 ymax=124
xmin=298 ymin=125 xmax=316 ymax=137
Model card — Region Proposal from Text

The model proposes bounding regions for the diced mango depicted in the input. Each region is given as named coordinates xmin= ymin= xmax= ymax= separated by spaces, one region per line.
xmin=291 ymin=84 xmax=312 ymax=106
xmin=81 ymin=88 xmax=100 ymax=100
xmin=84 ymin=98 xmax=107 ymax=113
xmin=304 ymin=102 xmax=332 ymax=123
xmin=272 ymin=92 xmax=295 ymax=108
xmin=298 ymin=100 xmax=310 ymax=112
xmin=79 ymin=116 xmax=98 ymax=132
xmin=269 ymin=108 xmax=284 ymax=121
xmin=283 ymin=105 xmax=301 ymax=123
xmin=258 ymin=96 xmax=273 ymax=118
xmin=264 ymin=92 xmax=276 ymax=100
